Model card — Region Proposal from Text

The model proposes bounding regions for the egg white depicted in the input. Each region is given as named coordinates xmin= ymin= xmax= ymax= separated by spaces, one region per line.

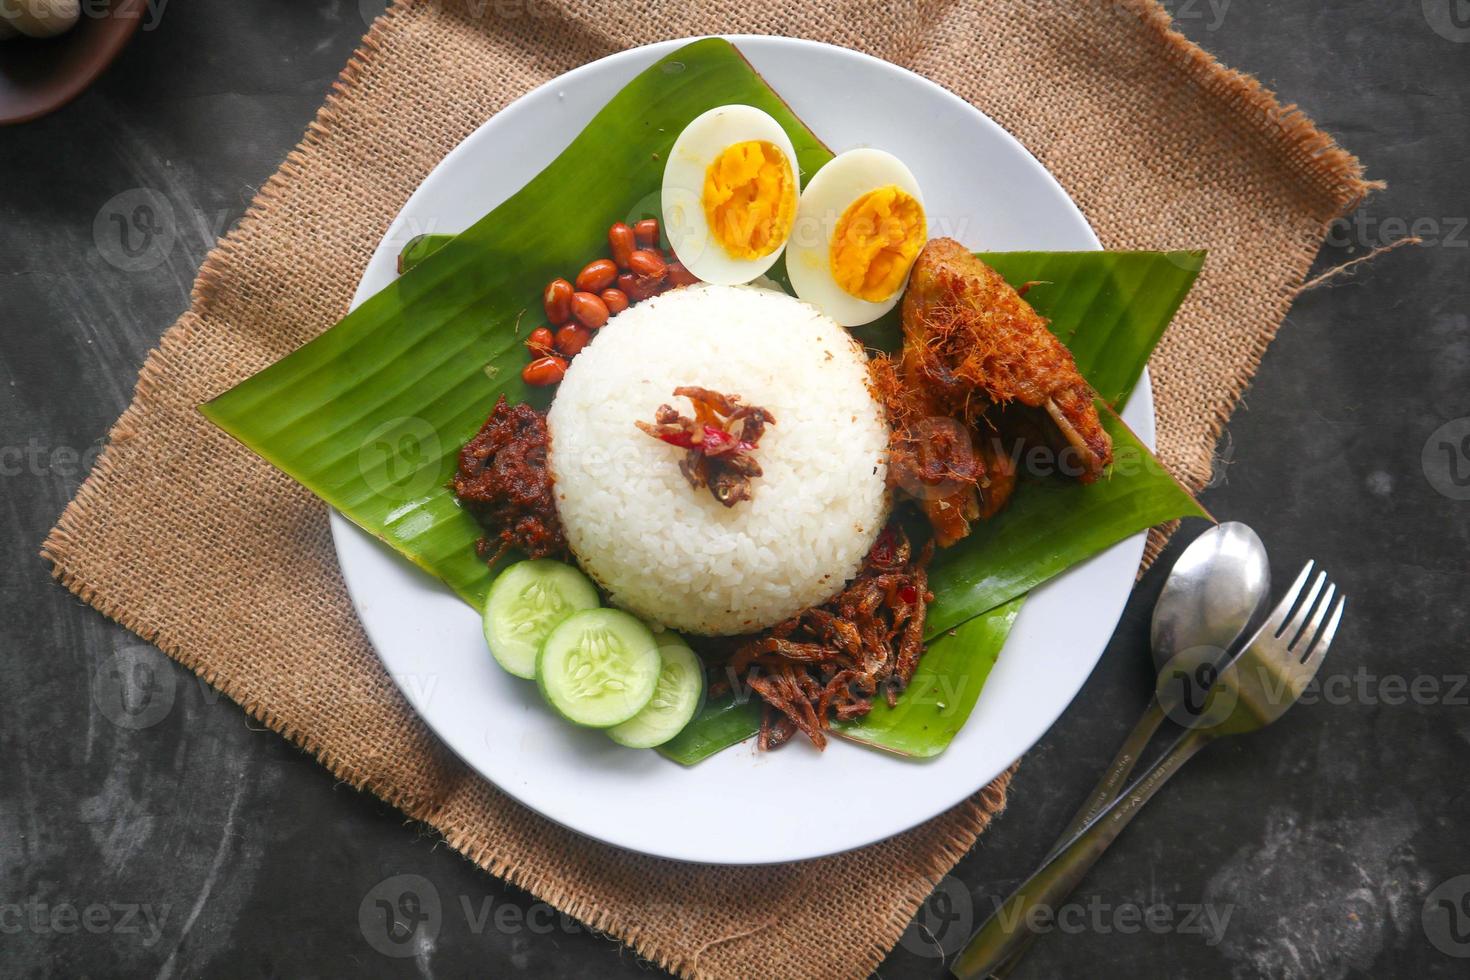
xmin=660 ymin=105 xmax=799 ymax=285
xmin=786 ymin=149 xmax=926 ymax=327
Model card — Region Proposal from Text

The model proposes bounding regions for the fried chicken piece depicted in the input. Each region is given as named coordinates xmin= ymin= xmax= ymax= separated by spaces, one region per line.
xmin=869 ymin=356 xmax=983 ymax=547
xmin=973 ymin=427 xmax=1018 ymax=519
xmin=900 ymin=238 xmax=1112 ymax=482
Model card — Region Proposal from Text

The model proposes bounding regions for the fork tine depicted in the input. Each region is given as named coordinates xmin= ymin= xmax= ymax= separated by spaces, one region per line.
xmin=1281 ymin=570 xmax=1326 ymax=639
xmin=1264 ymin=560 xmax=1314 ymax=636
xmin=1290 ymin=582 xmax=1337 ymax=658
xmin=1307 ymin=596 xmax=1347 ymax=665
xmin=1294 ymin=596 xmax=1346 ymax=686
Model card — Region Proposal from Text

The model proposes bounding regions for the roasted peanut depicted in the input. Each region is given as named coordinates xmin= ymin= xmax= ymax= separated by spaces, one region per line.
xmin=600 ymin=288 xmax=629 ymax=316
xmin=554 ymin=323 xmax=594 ymax=357
xmin=666 ymin=261 xmax=699 ymax=287
xmin=543 ymin=278 xmax=574 ymax=324
xmin=570 ymin=291 xmax=610 ymax=329
xmin=618 ymin=272 xmax=654 ymax=302
xmin=521 ymin=355 xmax=568 ymax=386
xmin=608 ymin=222 xmax=636 ymax=269
xmin=634 ymin=218 xmax=660 ymax=248
xmin=526 ymin=325 xmax=555 ymax=356
xmin=575 ymin=258 xmax=618 ymax=293
xmin=627 ymin=249 xmax=667 ymax=280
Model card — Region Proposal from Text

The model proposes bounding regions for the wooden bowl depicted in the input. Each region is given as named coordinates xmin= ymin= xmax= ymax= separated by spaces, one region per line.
xmin=0 ymin=0 xmax=146 ymax=126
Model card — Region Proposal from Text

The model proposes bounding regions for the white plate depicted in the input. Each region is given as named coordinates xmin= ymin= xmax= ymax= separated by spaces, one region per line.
xmin=332 ymin=36 xmax=1153 ymax=865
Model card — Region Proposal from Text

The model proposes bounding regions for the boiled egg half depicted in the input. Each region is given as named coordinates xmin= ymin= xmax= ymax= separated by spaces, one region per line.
xmin=786 ymin=149 xmax=927 ymax=326
xmin=661 ymin=105 xmax=799 ymax=285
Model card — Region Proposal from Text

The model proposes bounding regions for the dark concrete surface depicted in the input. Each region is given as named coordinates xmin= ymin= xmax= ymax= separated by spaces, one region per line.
xmin=2 ymin=2 xmax=1466 ymax=977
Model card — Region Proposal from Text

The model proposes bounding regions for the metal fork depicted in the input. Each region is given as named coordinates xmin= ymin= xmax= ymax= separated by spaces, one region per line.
xmin=951 ymin=560 xmax=1346 ymax=979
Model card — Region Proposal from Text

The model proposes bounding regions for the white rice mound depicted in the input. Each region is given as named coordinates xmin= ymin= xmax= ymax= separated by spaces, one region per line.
xmin=547 ymin=283 xmax=890 ymax=636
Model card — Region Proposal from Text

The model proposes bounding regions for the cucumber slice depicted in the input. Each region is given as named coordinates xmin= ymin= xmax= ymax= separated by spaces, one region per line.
xmin=482 ymin=560 xmax=599 ymax=679
xmin=607 ymin=637 xmax=707 ymax=749
xmin=536 ymin=610 xmax=660 ymax=727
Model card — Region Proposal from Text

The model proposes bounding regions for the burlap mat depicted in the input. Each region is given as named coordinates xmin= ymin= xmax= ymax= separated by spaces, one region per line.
xmin=42 ymin=2 xmax=1372 ymax=976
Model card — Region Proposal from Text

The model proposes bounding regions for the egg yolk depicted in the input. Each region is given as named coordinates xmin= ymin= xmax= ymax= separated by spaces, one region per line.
xmin=829 ymin=186 xmax=926 ymax=301
xmin=702 ymin=141 xmax=797 ymax=260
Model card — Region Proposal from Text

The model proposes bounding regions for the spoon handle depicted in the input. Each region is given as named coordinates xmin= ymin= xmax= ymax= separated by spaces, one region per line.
xmin=950 ymin=727 xmax=1214 ymax=979
xmin=1046 ymin=697 xmax=1166 ymax=862
xmin=983 ymin=698 xmax=1166 ymax=979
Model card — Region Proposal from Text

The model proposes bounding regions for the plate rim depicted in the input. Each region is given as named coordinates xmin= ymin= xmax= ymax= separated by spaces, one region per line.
xmin=331 ymin=35 xmax=1153 ymax=864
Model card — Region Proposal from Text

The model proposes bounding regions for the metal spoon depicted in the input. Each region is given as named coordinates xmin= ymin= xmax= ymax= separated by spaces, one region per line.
xmin=1044 ymin=520 xmax=1269 ymax=855
xmin=984 ymin=521 xmax=1269 ymax=977
xmin=959 ymin=554 xmax=1341 ymax=979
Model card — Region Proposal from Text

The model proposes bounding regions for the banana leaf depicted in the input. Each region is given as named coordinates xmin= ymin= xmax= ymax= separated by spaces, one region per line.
xmin=396 ymin=234 xmax=445 ymax=275
xmin=923 ymin=412 xmax=1197 ymax=636
xmin=202 ymin=37 xmax=1206 ymax=764
xmin=983 ymin=250 xmax=1204 ymax=406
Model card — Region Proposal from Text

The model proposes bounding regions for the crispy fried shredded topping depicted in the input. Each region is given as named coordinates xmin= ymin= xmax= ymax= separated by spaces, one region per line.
xmin=636 ymin=386 xmax=775 ymax=507
xmin=707 ymin=523 xmax=933 ymax=750
xmin=452 ymin=395 xmax=567 ymax=564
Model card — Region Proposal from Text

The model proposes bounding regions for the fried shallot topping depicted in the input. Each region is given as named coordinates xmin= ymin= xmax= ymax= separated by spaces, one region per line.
xmin=710 ymin=523 xmax=933 ymax=750
xmin=452 ymin=395 xmax=567 ymax=564
xmin=636 ymin=386 xmax=775 ymax=507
